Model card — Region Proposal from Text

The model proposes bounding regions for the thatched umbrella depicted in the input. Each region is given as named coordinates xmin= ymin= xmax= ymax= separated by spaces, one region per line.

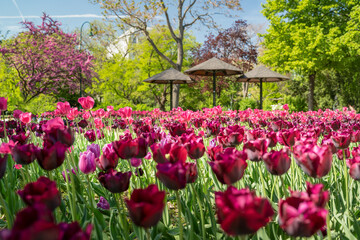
xmin=143 ymin=68 xmax=193 ymax=110
xmin=184 ymin=57 xmax=243 ymax=107
xmin=238 ymin=65 xmax=290 ymax=109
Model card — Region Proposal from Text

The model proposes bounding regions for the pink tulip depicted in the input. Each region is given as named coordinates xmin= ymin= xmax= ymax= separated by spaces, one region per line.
xmin=78 ymin=96 xmax=94 ymax=110
xmin=19 ymin=112 xmax=32 ymax=124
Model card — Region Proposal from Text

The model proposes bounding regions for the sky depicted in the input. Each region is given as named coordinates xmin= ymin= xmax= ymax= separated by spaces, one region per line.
xmin=0 ymin=0 xmax=268 ymax=43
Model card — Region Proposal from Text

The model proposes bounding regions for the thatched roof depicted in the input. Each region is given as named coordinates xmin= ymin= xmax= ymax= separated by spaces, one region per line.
xmin=184 ymin=57 xmax=243 ymax=76
xmin=237 ymin=65 xmax=289 ymax=82
xmin=143 ymin=68 xmax=193 ymax=84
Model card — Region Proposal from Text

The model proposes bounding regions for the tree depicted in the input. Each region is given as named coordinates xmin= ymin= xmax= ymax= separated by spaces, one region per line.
xmin=88 ymin=24 xmax=197 ymax=111
xmin=91 ymin=0 xmax=242 ymax=108
xmin=260 ymin=0 xmax=359 ymax=110
xmin=191 ymin=20 xmax=258 ymax=108
xmin=0 ymin=14 xmax=96 ymax=103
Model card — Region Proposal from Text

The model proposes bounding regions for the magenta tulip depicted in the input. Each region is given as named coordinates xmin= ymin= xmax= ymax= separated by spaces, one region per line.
xmin=125 ymin=184 xmax=165 ymax=228
xmin=208 ymin=148 xmax=248 ymax=185
xmin=0 ymin=97 xmax=7 ymax=111
xmin=98 ymin=169 xmax=132 ymax=193
xmin=263 ymin=148 xmax=291 ymax=175
xmin=78 ymin=96 xmax=94 ymax=110
xmin=17 ymin=176 xmax=61 ymax=211
xmin=215 ymin=186 xmax=274 ymax=236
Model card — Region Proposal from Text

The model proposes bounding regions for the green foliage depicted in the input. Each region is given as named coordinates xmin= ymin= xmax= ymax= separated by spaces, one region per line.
xmin=260 ymin=0 xmax=360 ymax=110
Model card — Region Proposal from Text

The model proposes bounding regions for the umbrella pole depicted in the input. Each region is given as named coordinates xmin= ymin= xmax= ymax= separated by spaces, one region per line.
xmin=260 ymin=78 xmax=263 ymax=110
xmin=213 ymin=71 xmax=216 ymax=107
xmin=170 ymin=82 xmax=173 ymax=111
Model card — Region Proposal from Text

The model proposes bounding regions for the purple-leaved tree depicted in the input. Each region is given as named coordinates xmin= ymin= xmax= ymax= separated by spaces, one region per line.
xmin=0 ymin=14 xmax=96 ymax=103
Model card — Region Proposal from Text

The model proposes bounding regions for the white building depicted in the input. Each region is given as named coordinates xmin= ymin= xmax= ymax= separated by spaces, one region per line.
xmin=106 ymin=27 xmax=143 ymax=58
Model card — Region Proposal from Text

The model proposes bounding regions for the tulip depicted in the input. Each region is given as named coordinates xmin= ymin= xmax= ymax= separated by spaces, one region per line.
xmin=11 ymin=143 xmax=37 ymax=165
xmin=43 ymin=127 xmax=74 ymax=148
xmin=332 ymin=131 xmax=351 ymax=149
xmin=9 ymin=132 xmax=29 ymax=145
xmin=19 ymin=112 xmax=32 ymax=124
xmin=98 ymin=169 xmax=132 ymax=193
xmin=87 ymin=143 xmax=100 ymax=158
xmin=125 ymin=184 xmax=165 ymax=228
xmin=168 ymin=122 xmax=187 ymax=137
xmin=208 ymin=148 xmax=248 ymax=185
xmin=150 ymin=141 xmax=187 ymax=164
xmin=215 ymin=186 xmax=274 ymax=236
xmin=113 ymin=137 xmax=148 ymax=159
xmin=206 ymin=141 xmax=223 ymax=161
xmin=266 ymin=131 xmax=278 ymax=147
xmin=17 ymin=176 xmax=61 ymax=211
xmin=96 ymin=144 xmax=119 ymax=171
xmin=277 ymin=129 xmax=299 ymax=147
xmin=263 ymin=148 xmax=291 ymax=175
xmin=243 ymin=138 xmax=269 ymax=162
xmin=184 ymin=135 xmax=205 ymax=159
xmin=97 ymin=196 xmax=110 ymax=210
xmin=0 ymin=154 xmax=7 ymax=179
xmin=156 ymin=161 xmax=189 ymax=190
xmin=293 ymin=144 xmax=332 ymax=178
xmin=0 ymin=97 xmax=7 ymax=111
xmin=336 ymin=148 xmax=350 ymax=160
xmin=58 ymin=222 xmax=92 ymax=240
xmin=78 ymin=96 xmax=94 ymax=110
xmin=13 ymin=109 xmax=23 ymax=119
xmin=42 ymin=117 xmax=65 ymax=132
xmin=78 ymin=119 xmax=88 ymax=129
xmin=347 ymin=157 xmax=360 ymax=180
xmin=94 ymin=118 xmax=104 ymax=129
xmin=56 ymin=102 xmax=71 ymax=115
xmin=279 ymin=196 xmax=327 ymax=237
xmin=79 ymin=150 xmax=97 ymax=174
xmin=185 ymin=162 xmax=198 ymax=183
xmin=305 ymin=182 xmax=330 ymax=208
xmin=36 ymin=142 xmax=68 ymax=171
xmin=7 ymin=204 xmax=59 ymax=240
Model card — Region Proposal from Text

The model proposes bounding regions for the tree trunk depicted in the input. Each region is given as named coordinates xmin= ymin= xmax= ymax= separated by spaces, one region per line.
xmin=173 ymin=40 xmax=183 ymax=108
xmin=308 ymin=73 xmax=316 ymax=111
xmin=242 ymin=82 xmax=249 ymax=98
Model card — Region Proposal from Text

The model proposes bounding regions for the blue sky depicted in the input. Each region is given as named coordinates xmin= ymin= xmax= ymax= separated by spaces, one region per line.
xmin=0 ymin=0 xmax=268 ymax=42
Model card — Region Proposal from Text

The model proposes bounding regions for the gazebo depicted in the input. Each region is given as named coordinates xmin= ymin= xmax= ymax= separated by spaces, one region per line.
xmin=184 ymin=57 xmax=243 ymax=107
xmin=238 ymin=65 xmax=289 ymax=109
xmin=143 ymin=68 xmax=193 ymax=110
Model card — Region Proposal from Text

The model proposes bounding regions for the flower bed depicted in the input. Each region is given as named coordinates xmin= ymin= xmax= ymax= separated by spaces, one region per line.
xmin=0 ymin=96 xmax=359 ymax=239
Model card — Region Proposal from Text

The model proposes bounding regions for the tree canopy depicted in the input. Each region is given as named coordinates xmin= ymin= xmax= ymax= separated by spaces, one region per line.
xmin=260 ymin=0 xmax=360 ymax=110
xmin=0 ymin=14 xmax=96 ymax=104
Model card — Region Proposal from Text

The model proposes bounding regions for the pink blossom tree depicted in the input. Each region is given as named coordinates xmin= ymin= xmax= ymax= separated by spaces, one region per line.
xmin=0 ymin=14 xmax=96 ymax=103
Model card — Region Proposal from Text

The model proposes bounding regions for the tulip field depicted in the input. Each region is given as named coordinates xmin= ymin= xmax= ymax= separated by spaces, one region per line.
xmin=2 ymin=96 xmax=360 ymax=239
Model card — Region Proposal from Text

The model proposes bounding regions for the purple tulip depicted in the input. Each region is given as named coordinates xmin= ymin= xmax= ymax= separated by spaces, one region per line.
xmin=98 ymin=169 xmax=132 ymax=193
xmin=97 ymin=196 xmax=110 ymax=210
xmin=79 ymin=150 xmax=97 ymax=174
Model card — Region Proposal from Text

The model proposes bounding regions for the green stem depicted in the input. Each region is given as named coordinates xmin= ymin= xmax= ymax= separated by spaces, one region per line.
xmin=175 ymin=190 xmax=183 ymax=240
xmin=114 ymin=193 xmax=129 ymax=240
xmin=62 ymin=165 xmax=76 ymax=221
xmin=0 ymin=187 xmax=12 ymax=229
xmin=326 ymin=203 xmax=331 ymax=240
xmin=258 ymin=162 xmax=267 ymax=196
xmin=146 ymin=228 xmax=151 ymax=240
xmin=343 ymin=150 xmax=349 ymax=224
xmin=279 ymin=175 xmax=288 ymax=197
xmin=85 ymin=174 xmax=96 ymax=209
xmin=190 ymin=184 xmax=206 ymax=240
